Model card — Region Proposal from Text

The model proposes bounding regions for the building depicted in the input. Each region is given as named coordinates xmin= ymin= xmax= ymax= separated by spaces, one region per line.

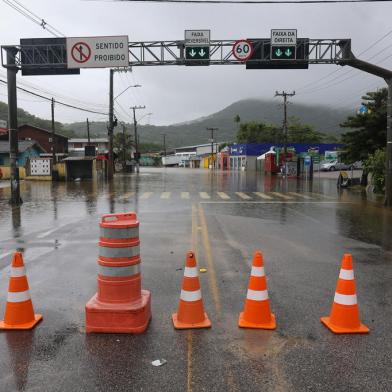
xmin=17 ymin=124 xmax=68 ymax=154
xmin=229 ymin=143 xmax=344 ymax=171
xmin=0 ymin=140 xmax=45 ymax=166
xmin=68 ymin=138 xmax=109 ymax=156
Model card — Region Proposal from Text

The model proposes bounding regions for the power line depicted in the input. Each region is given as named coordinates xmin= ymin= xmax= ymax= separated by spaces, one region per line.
xmin=2 ymin=0 xmax=64 ymax=37
xmin=296 ymin=28 xmax=392 ymax=93
xmin=0 ymin=79 xmax=108 ymax=115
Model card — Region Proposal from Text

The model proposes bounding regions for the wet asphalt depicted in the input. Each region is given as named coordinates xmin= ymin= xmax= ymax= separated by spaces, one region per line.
xmin=0 ymin=168 xmax=391 ymax=392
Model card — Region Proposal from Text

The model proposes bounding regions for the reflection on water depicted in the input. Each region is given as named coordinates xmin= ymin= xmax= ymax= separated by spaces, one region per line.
xmin=0 ymin=169 xmax=390 ymax=251
xmin=5 ymin=331 xmax=34 ymax=391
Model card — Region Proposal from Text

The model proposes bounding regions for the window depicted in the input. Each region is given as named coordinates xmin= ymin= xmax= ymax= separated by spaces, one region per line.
xmin=49 ymin=137 xmax=53 ymax=142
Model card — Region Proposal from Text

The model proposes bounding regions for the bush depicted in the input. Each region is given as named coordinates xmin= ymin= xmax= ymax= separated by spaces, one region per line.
xmin=364 ymin=149 xmax=386 ymax=193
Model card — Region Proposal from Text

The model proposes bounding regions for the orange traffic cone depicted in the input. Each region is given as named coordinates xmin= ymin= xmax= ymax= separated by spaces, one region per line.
xmin=321 ymin=254 xmax=369 ymax=334
xmin=239 ymin=250 xmax=276 ymax=329
xmin=172 ymin=251 xmax=211 ymax=329
xmin=0 ymin=252 xmax=42 ymax=330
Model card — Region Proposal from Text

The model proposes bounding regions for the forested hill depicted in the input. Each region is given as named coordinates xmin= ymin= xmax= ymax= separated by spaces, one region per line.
xmin=64 ymin=99 xmax=352 ymax=147
xmin=0 ymin=98 xmax=352 ymax=147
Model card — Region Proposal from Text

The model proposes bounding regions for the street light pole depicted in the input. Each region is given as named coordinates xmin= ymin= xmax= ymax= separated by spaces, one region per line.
xmin=275 ymin=91 xmax=295 ymax=176
xmin=6 ymin=47 xmax=22 ymax=205
xmin=206 ymin=127 xmax=218 ymax=170
xmin=108 ymin=69 xmax=114 ymax=180
xmin=130 ymin=105 xmax=146 ymax=173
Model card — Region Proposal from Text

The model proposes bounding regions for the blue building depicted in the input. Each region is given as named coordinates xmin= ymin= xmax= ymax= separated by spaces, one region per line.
xmin=229 ymin=143 xmax=343 ymax=170
xmin=0 ymin=140 xmax=45 ymax=166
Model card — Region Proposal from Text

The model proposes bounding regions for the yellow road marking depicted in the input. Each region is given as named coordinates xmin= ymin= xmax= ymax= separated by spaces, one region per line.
xmin=253 ymin=192 xmax=273 ymax=200
xmin=160 ymin=192 xmax=171 ymax=199
xmin=198 ymin=204 xmax=222 ymax=319
xmin=288 ymin=192 xmax=313 ymax=200
xmin=235 ymin=192 xmax=252 ymax=200
xmin=199 ymin=192 xmax=210 ymax=199
xmin=217 ymin=192 xmax=230 ymax=200
xmin=181 ymin=192 xmax=190 ymax=199
xmin=270 ymin=192 xmax=294 ymax=200
xmin=140 ymin=192 xmax=153 ymax=199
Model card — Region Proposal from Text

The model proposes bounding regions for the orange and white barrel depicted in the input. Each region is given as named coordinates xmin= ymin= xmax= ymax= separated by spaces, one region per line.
xmin=97 ymin=213 xmax=141 ymax=303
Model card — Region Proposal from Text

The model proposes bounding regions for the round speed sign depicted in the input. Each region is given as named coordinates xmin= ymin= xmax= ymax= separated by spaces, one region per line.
xmin=232 ymin=40 xmax=253 ymax=61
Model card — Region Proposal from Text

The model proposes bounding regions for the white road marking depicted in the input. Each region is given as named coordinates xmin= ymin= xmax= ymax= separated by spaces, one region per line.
xmin=140 ymin=192 xmax=153 ymax=199
xmin=253 ymin=192 xmax=273 ymax=200
xmin=199 ymin=192 xmax=210 ymax=199
xmin=0 ymin=251 xmax=12 ymax=259
xmin=118 ymin=192 xmax=134 ymax=200
xmin=217 ymin=192 xmax=230 ymax=200
xmin=288 ymin=192 xmax=313 ymax=200
xmin=270 ymin=192 xmax=294 ymax=200
xmin=181 ymin=192 xmax=190 ymax=199
xmin=235 ymin=192 xmax=252 ymax=200
xmin=161 ymin=192 xmax=171 ymax=199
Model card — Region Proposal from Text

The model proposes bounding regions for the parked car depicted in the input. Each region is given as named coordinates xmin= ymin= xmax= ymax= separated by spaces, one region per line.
xmin=320 ymin=160 xmax=350 ymax=171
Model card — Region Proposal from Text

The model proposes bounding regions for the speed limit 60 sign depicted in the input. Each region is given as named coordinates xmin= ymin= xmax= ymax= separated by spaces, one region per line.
xmin=232 ymin=40 xmax=253 ymax=62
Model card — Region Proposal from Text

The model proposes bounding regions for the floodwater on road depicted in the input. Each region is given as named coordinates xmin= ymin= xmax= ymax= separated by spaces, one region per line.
xmin=0 ymin=168 xmax=391 ymax=391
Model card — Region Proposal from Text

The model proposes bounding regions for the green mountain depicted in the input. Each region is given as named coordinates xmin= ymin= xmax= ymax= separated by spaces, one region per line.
xmin=0 ymin=98 xmax=352 ymax=148
xmin=64 ymin=99 xmax=352 ymax=148
xmin=0 ymin=101 xmax=75 ymax=138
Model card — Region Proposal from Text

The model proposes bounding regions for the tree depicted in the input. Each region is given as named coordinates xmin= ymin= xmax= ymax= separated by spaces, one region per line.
xmin=340 ymin=88 xmax=387 ymax=162
xmin=237 ymin=121 xmax=282 ymax=143
xmin=113 ymin=132 xmax=134 ymax=163
xmin=236 ymin=118 xmax=327 ymax=144
xmin=287 ymin=117 xmax=325 ymax=143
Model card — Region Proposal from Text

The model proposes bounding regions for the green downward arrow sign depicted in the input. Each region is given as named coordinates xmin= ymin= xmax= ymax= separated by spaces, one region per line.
xmin=285 ymin=48 xmax=292 ymax=57
xmin=275 ymin=48 xmax=283 ymax=57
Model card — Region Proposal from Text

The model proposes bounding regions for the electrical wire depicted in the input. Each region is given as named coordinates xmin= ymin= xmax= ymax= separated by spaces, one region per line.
xmin=0 ymin=79 xmax=108 ymax=115
xmin=2 ymin=0 xmax=64 ymax=37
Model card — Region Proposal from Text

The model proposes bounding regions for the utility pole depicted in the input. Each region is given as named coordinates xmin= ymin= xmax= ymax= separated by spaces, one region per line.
xmin=206 ymin=127 xmax=218 ymax=170
xmin=386 ymin=79 xmax=392 ymax=207
xmin=130 ymin=105 xmax=146 ymax=174
xmin=107 ymin=69 xmax=114 ymax=180
xmin=161 ymin=133 xmax=167 ymax=157
xmin=51 ymin=97 xmax=58 ymax=180
xmin=275 ymin=91 xmax=295 ymax=176
xmin=86 ymin=118 xmax=90 ymax=144
xmin=122 ymin=122 xmax=127 ymax=168
xmin=6 ymin=47 xmax=22 ymax=205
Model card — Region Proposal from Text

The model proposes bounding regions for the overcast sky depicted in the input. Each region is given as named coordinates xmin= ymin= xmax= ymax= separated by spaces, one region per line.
xmin=0 ymin=0 xmax=391 ymax=126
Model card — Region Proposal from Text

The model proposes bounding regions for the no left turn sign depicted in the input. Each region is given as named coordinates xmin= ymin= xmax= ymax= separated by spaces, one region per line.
xmin=71 ymin=42 xmax=91 ymax=64
xmin=232 ymin=40 xmax=253 ymax=62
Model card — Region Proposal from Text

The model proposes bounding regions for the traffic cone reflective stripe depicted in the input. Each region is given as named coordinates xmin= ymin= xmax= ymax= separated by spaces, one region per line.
xmin=0 ymin=252 xmax=42 ymax=330
xmin=321 ymin=254 xmax=369 ymax=334
xmin=172 ymin=251 xmax=211 ymax=329
xmin=239 ymin=251 xmax=276 ymax=330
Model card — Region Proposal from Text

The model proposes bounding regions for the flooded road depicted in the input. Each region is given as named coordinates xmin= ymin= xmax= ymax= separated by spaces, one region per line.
xmin=0 ymin=168 xmax=391 ymax=391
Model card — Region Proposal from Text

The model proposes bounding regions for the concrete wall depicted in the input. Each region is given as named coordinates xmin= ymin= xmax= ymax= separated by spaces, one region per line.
xmin=0 ymin=166 xmax=26 ymax=180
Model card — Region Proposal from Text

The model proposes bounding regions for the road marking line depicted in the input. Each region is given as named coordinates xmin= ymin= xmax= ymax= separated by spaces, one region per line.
xmin=140 ymin=192 xmax=153 ymax=199
xmin=288 ymin=192 xmax=313 ymax=200
xmin=37 ymin=228 xmax=59 ymax=239
xmin=235 ymin=192 xmax=252 ymax=200
xmin=270 ymin=192 xmax=294 ymax=200
xmin=217 ymin=192 xmax=230 ymax=200
xmin=160 ymin=192 xmax=171 ymax=199
xmin=181 ymin=192 xmax=190 ymax=199
xmin=199 ymin=192 xmax=210 ymax=199
xmin=0 ymin=251 xmax=12 ymax=259
xmin=118 ymin=192 xmax=134 ymax=200
xmin=198 ymin=204 xmax=222 ymax=319
xmin=253 ymin=192 xmax=273 ymax=200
